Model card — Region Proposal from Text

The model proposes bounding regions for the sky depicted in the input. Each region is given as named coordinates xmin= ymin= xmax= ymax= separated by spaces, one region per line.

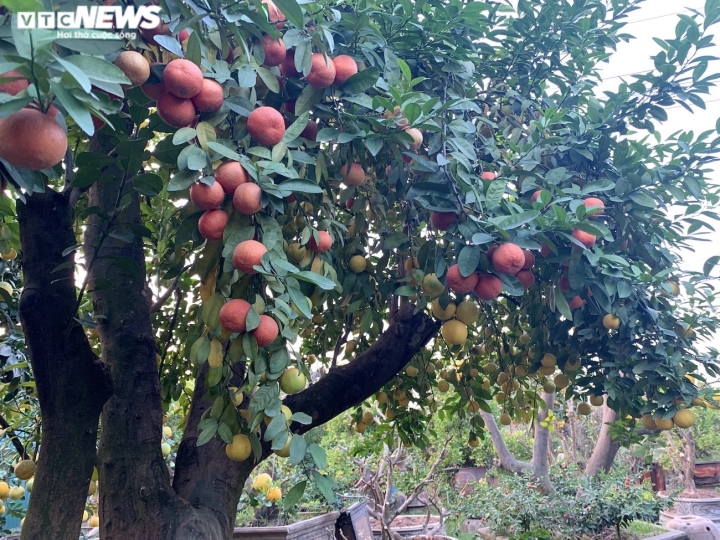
xmin=594 ymin=0 xmax=720 ymax=354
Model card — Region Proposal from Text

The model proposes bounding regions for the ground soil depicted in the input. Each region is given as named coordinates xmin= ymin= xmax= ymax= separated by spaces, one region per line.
xmin=370 ymin=514 xmax=440 ymax=529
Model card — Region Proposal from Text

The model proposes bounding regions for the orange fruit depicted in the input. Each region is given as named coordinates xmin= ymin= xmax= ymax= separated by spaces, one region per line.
xmin=332 ymin=55 xmax=358 ymax=85
xmin=516 ymin=270 xmax=535 ymax=289
xmin=306 ymin=53 xmax=336 ymax=88
xmin=191 ymin=79 xmax=224 ymax=113
xmin=446 ymin=264 xmax=479 ymax=294
xmin=260 ymin=35 xmax=286 ymax=67
xmin=340 ymin=163 xmax=365 ymax=187
xmin=492 ymin=243 xmax=525 ymax=275
xmin=571 ymin=229 xmax=596 ymax=249
xmin=559 ymin=274 xmax=570 ymax=292
xmin=253 ymin=315 xmax=279 ymax=347
xmin=215 ymin=161 xmax=249 ymax=194
xmin=247 ymin=106 xmax=285 ymax=146
xmin=301 ymin=120 xmax=318 ymax=141
xmin=481 ymin=171 xmax=496 ymax=181
xmin=583 ymin=197 xmax=604 ymax=217
xmin=139 ymin=20 xmax=171 ymax=45
xmin=0 ymin=69 xmax=28 ymax=95
xmin=233 ymin=240 xmax=267 ymax=274
xmin=232 ymin=183 xmax=263 ymax=215
xmin=266 ymin=487 xmax=282 ymax=503
xmin=163 ymin=59 xmax=204 ymax=99
xmin=157 ymin=92 xmax=196 ymax=127
xmin=0 ymin=108 xmax=67 ymax=171
xmin=190 ymin=180 xmax=225 ymax=210
xmin=262 ymin=0 xmax=285 ymax=28
xmin=429 ymin=211 xmax=457 ymax=230
xmin=568 ymin=295 xmax=584 ymax=309
xmin=309 ymin=231 xmax=333 ymax=252
xmin=522 ymin=250 xmax=535 ymax=269
xmin=114 ymin=51 xmax=150 ymax=88
xmin=404 ymin=127 xmax=423 ymax=150
xmin=474 ymin=274 xmax=502 ymax=301
xmin=198 ymin=209 xmax=229 ymax=240
xmin=219 ymin=299 xmax=252 ymax=332
xmin=280 ymin=50 xmax=301 ymax=78
xmin=531 ymin=190 xmax=543 ymax=202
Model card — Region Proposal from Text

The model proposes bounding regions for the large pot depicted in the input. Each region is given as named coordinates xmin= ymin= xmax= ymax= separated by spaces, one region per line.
xmin=233 ymin=511 xmax=340 ymax=539
xmin=335 ymin=500 xmax=373 ymax=540
xmin=453 ymin=466 xmax=488 ymax=494
xmin=695 ymin=461 xmax=720 ymax=486
xmin=660 ymin=493 xmax=720 ymax=525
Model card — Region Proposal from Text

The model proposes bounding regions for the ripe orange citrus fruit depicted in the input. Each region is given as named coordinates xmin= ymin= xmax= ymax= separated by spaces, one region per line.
xmin=441 ymin=319 xmax=468 ymax=345
xmin=301 ymin=119 xmax=318 ymax=141
xmin=0 ymin=108 xmax=67 ymax=170
xmin=215 ymin=161 xmax=249 ymax=194
xmin=309 ymin=230 xmax=332 ymax=252
xmin=583 ymin=197 xmax=604 ymax=217
xmin=446 ymin=264 xmax=479 ymax=294
xmin=569 ymin=295 xmax=584 ymax=309
xmin=516 ymin=270 xmax=535 ymax=289
xmin=0 ymin=69 xmax=28 ymax=95
xmin=429 ymin=211 xmax=457 ymax=230
xmin=191 ymin=79 xmax=224 ymax=113
xmin=225 ymin=434 xmax=252 ymax=461
xmin=492 ymin=243 xmax=525 ymax=275
xmin=114 ymin=51 xmax=150 ymax=87
xmin=232 ymin=182 xmax=263 ymax=215
xmin=260 ymin=35 xmax=286 ymax=66
xmin=198 ymin=209 xmax=229 ymax=240
xmin=475 ymin=275 xmax=503 ymax=303
xmin=306 ymin=53 xmax=336 ymax=88
xmin=219 ymin=299 xmax=252 ymax=332
xmin=253 ymin=315 xmax=279 ymax=347
xmin=157 ymin=92 xmax=196 ymax=127
xmin=280 ymin=50 xmax=301 ymax=78
xmin=332 ymin=55 xmax=358 ymax=85
xmin=571 ymin=229 xmax=596 ymax=249
xmin=233 ymin=240 xmax=267 ymax=274
xmin=163 ymin=59 xmax=204 ymax=98
xmin=247 ymin=106 xmax=285 ymax=146
xmin=404 ymin=127 xmax=423 ymax=150
xmin=190 ymin=180 xmax=225 ymax=210
xmin=340 ymin=163 xmax=365 ymax=187
xmin=522 ymin=250 xmax=535 ymax=269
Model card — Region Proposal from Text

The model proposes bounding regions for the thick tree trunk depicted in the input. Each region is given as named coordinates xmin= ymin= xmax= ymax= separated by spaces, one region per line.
xmin=681 ymin=430 xmax=697 ymax=495
xmin=531 ymin=392 xmax=554 ymax=493
xmin=479 ymin=410 xmax=531 ymax=473
xmin=86 ymin=136 xmax=221 ymax=540
xmin=17 ymin=191 xmax=112 ymax=540
xmin=584 ymin=401 xmax=620 ymax=476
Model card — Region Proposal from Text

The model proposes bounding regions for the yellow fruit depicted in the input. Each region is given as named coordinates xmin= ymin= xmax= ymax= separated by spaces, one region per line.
xmin=225 ymin=434 xmax=252 ymax=461
xmin=266 ymin=487 xmax=282 ymax=503
xmin=431 ymin=298 xmax=456 ymax=320
xmin=279 ymin=367 xmax=307 ymax=394
xmin=362 ymin=411 xmax=373 ymax=424
xmin=565 ymin=358 xmax=582 ymax=371
xmin=469 ymin=368 xmax=479 ymax=378
xmin=539 ymin=365 xmax=555 ymax=376
xmin=422 ymin=274 xmax=446 ymax=297
xmin=456 ymin=300 xmax=479 ymax=325
xmin=482 ymin=378 xmax=491 ymax=389
xmin=467 ymin=400 xmax=481 ymax=413
xmin=441 ymin=320 xmax=468 ymax=345
xmin=229 ymin=387 xmax=244 ymax=407
xmin=377 ymin=391 xmax=388 ymax=404
xmin=25 ymin=479 xmax=33 ymax=492
xmin=589 ymin=395 xmax=604 ymax=407
xmin=673 ymin=409 xmax=695 ymax=429
xmin=14 ymin=460 xmax=35 ymax=480
xmin=273 ymin=438 xmax=291 ymax=458
xmin=515 ymin=365 xmax=527 ymax=377
xmin=87 ymin=480 xmax=97 ymax=496
xmin=404 ymin=256 xmax=419 ymax=273
xmin=89 ymin=515 xmax=100 ymax=527
xmin=577 ymin=402 xmax=592 ymax=415
xmin=602 ymin=314 xmax=620 ymax=330
xmin=349 ymin=255 xmax=367 ymax=273
xmin=665 ymin=280 xmax=681 ymax=296
xmin=495 ymin=392 xmax=506 ymax=403
xmin=0 ymin=282 xmax=13 ymax=296
xmin=208 ymin=339 xmax=223 ymax=367
xmin=9 ymin=486 xmax=24 ymax=500
xmin=499 ymin=413 xmax=511 ymax=425
xmin=543 ymin=381 xmax=556 ymax=393
xmin=253 ymin=473 xmax=273 ymax=492
xmin=554 ymin=374 xmax=569 ymax=390
xmin=641 ymin=415 xmax=657 ymax=430
xmin=483 ymin=363 xmax=498 ymax=374
xmin=0 ymin=481 xmax=10 ymax=499
xmin=0 ymin=504 xmax=5 ymax=515
xmin=406 ymin=366 xmax=419 ymax=377
xmin=541 ymin=353 xmax=556 ymax=367
xmin=354 ymin=422 xmax=367 ymax=434
xmin=497 ymin=372 xmax=509 ymax=384
xmin=438 ymin=380 xmax=450 ymax=393
xmin=656 ymin=417 xmax=674 ymax=430
xmin=163 ymin=426 xmax=173 ymax=438
xmin=346 ymin=340 xmax=357 ymax=353
xmin=92 ymin=467 xmax=99 ymax=482
xmin=426 ymin=363 xmax=436 ymax=374
xmin=161 ymin=442 xmax=171 ymax=457
xmin=385 ymin=408 xmax=395 ymax=419
xmin=468 ymin=437 xmax=479 ymax=448
xmin=1 ymin=249 xmax=17 ymax=261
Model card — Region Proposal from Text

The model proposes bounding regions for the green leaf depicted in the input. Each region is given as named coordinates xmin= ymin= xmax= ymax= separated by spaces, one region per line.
xmin=340 ymin=66 xmax=380 ymax=94
xmin=207 ymin=141 xmax=243 ymax=162
xmin=245 ymin=307 xmax=261 ymax=332
xmin=197 ymin=421 xmax=218 ymax=446
xmin=704 ymin=255 xmax=720 ymax=276
xmin=186 ymin=31 xmax=202 ymax=67
xmin=288 ymin=286 xmax=312 ymax=318
xmin=256 ymin=66 xmax=280 ymax=94
xmin=485 ymin=179 xmax=505 ymax=209
xmin=168 ymin=169 xmax=200 ymax=191
xmin=53 ymin=54 xmax=92 ymax=92
xmin=269 ymin=348 xmax=289 ymax=374
xmin=283 ymin=481 xmax=307 ymax=510
xmin=173 ymin=128 xmax=197 ymax=145
xmin=272 ymin=0 xmax=304 ymax=28
xmin=394 ymin=285 xmax=416 ymax=296
xmin=308 ymin=443 xmax=327 ymax=470
xmin=295 ymin=84 xmax=324 ymax=115
xmin=581 ymin=178 xmax=615 ymax=194
xmin=457 ymin=245 xmax=481 ymax=277
xmin=290 ymin=271 xmax=335 ymax=290
xmin=290 ymin=412 xmax=312 ymax=425
xmin=217 ymin=422 xmax=233 ymax=444
xmin=278 ymin=179 xmax=323 ymax=194
xmin=312 ymin=470 xmax=336 ymax=503
xmin=282 ymin=111 xmax=309 ymax=142
xmin=490 ymin=211 xmax=540 ymax=231
xmin=264 ymin=414 xmax=288 ymax=442
xmin=1 ymin=0 xmax=42 ymax=11
xmin=554 ymin=285 xmax=572 ymax=320
xmin=288 ymin=434 xmax=307 ymax=465
xmin=50 ymin=82 xmax=93 ymax=135
xmin=628 ymin=191 xmax=657 ymax=208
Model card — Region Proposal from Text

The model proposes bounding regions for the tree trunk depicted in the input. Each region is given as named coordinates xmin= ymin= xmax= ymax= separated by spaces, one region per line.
xmin=681 ymin=429 xmax=697 ymax=495
xmin=479 ymin=410 xmax=531 ymax=473
xmin=17 ymin=191 xmax=112 ymax=540
xmin=584 ymin=400 xmax=620 ymax=476
xmin=86 ymin=136 xmax=222 ymax=540
xmin=531 ymin=392 xmax=554 ymax=493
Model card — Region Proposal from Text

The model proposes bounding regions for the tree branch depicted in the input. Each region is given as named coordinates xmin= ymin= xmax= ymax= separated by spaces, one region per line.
xmin=479 ymin=409 xmax=531 ymax=473
xmin=0 ymin=413 xmax=28 ymax=459
xmin=150 ymin=278 xmax=181 ymax=314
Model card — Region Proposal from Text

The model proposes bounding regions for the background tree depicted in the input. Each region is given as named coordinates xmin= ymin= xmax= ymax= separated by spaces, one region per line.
xmin=0 ymin=0 xmax=718 ymax=539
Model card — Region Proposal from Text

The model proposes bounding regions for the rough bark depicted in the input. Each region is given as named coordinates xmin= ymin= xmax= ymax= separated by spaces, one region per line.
xmin=172 ymin=300 xmax=440 ymax=538
xmin=479 ymin=410 xmax=531 ymax=473
xmin=681 ymin=429 xmax=697 ymax=495
xmin=531 ymin=392 xmax=554 ymax=493
xmin=17 ymin=191 xmax=112 ymax=540
xmin=86 ymin=136 xmax=220 ymax=540
xmin=584 ymin=401 xmax=620 ymax=476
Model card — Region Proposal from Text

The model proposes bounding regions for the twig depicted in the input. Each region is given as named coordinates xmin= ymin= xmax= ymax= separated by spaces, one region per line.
xmin=0 ymin=413 xmax=28 ymax=459
xmin=150 ymin=277 xmax=182 ymax=313
xmin=330 ymin=313 xmax=353 ymax=369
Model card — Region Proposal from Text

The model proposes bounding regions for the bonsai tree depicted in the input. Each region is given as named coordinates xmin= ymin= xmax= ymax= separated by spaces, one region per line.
xmin=0 ymin=0 xmax=718 ymax=538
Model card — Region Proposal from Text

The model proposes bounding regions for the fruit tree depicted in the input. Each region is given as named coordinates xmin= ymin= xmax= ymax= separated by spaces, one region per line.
xmin=0 ymin=0 xmax=720 ymax=538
